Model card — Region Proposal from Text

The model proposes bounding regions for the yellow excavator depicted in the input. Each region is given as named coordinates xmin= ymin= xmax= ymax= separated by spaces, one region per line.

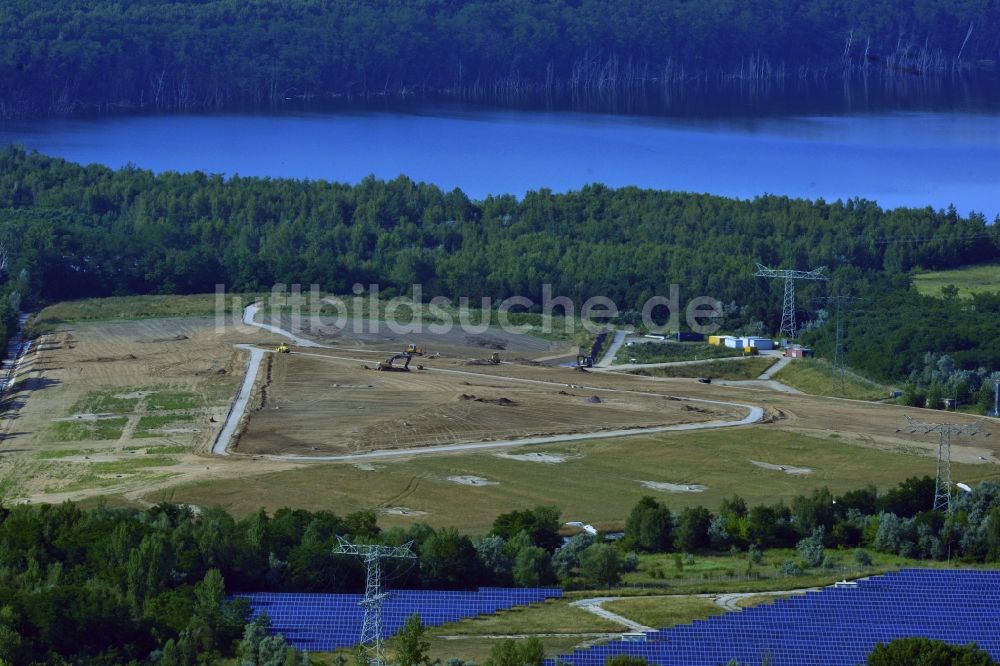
xmin=276 ymin=342 xmax=290 ymax=354
xmin=406 ymin=343 xmax=424 ymax=356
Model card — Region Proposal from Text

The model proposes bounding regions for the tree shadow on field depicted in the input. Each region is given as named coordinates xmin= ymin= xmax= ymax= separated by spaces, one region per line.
xmin=0 ymin=377 xmax=63 ymax=422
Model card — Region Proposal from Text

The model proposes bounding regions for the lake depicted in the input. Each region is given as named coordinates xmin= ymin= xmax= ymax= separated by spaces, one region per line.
xmin=2 ymin=104 xmax=999 ymax=219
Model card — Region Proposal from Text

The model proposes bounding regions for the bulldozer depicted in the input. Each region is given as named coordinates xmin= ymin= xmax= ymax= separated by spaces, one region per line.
xmin=489 ymin=352 xmax=501 ymax=364
xmin=405 ymin=343 xmax=424 ymax=356
xmin=276 ymin=342 xmax=290 ymax=354
xmin=375 ymin=352 xmax=413 ymax=371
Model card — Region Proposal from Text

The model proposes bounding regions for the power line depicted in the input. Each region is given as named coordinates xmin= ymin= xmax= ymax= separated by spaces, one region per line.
xmin=854 ymin=231 xmax=996 ymax=245
xmin=754 ymin=264 xmax=829 ymax=341
xmin=898 ymin=416 xmax=990 ymax=513
xmin=812 ymin=295 xmax=865 ymax=397
xmin=334 ymin=537 xmax=416 ymax=666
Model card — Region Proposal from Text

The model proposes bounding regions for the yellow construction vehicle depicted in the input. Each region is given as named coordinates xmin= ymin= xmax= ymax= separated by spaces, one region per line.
xmin=276 ymin=342 xmax=290 ymax=353
xmin=405 ymin=343 xmax=424 ymax=356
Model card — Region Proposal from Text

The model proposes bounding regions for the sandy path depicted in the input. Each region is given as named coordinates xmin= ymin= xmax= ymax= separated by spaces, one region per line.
xmin=596 ymin=330 xmax=627 ymax=367
xmin=243 ymin=303 xmax=325 ymax=348
xmin=212 ymin=344 xmax=265 ymax=455
xmin=596 ymin=356 xmax=761 ymax=373
xmin=570 ymin=597 xmax=654 ymax=633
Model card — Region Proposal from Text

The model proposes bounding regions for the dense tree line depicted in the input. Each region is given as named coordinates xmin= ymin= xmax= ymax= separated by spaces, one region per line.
xmin=803 ymin=290 xmax=1000 ymax=383
xmin=0 ymin=479 xmax=997 ymax=663
xmin=1 ymin=147 xmax=997 ymax=380
xmin=0 ymin=500 xmax=568 ymax=664
xmin=889 ymin=352 xmax=1000 ymax=412
xmin=2 ymin=0 xmax=1000 ymax=118
xmin=618 ymin=478 xmax=1000 ymax=568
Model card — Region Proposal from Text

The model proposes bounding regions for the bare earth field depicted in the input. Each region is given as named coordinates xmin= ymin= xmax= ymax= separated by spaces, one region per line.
xmin=3 ymin=296 xmax=998 ymax=531
xmin=235 ymin=350 xmax=726 ymax=456
xmin=0 ymin=314 xmax=299 ymax=503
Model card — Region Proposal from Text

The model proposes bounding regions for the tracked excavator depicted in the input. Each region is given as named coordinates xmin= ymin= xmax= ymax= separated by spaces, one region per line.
xmin=376 ymin=352 xmax=416 ymax=371
xmin=276 ymin=342 xmax=290 ymax=353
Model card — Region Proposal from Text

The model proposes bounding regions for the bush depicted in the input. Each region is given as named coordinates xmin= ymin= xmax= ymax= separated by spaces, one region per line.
xmin=867 ymin=637 xmax=997 ymax=665
xmin=579 ymin=544 xmax=621 ymax=587
xmin=621 ymin=552 xmax=640 ymax=573
xmin=486 ymin=637 xmax=544 ymax=666
xmin=606 ymin=656 xmax=649 ymax=666
xmin=854 ymin=548 xmax=873 ymax=567
xmin=551 ymin=533 xmax=595 ymax=581
xmin=779 ymin=559 xmax=803 ymax=576
xmin=747 ymin=545 xmax=763 ymax=565
xmin=796 ymin=528 xmax=825 ymax=568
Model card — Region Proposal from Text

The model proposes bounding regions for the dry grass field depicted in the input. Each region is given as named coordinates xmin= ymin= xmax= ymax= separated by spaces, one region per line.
xmin=156 ymin=425 xmax=1000 ymax=533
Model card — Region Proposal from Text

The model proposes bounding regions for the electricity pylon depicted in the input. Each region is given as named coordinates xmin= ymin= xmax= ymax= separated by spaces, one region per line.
xmin=334 ymin=537 xmax=416 ymax=666
xmin=812 ymin=295 xmax=864 ymax=397
xmin=754 ymin=264 xmax=828 ymax=341
xmin=899 ymin=416 xmax=989 ymax=513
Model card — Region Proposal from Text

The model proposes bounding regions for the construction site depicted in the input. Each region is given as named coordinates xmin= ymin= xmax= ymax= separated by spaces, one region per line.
xmin=0 ymin=294 xmax=997 ymax=529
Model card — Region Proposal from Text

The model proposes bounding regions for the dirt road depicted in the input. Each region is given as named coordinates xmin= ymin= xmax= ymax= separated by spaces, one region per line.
xmin=212 ymin=344 xmax=265 ymax=455
xmin=596 ymin=330 xmax=627 ymax=367
xmin=243 ymin=303 xmax=325 ymax=347
xmin=759 ymin=355 xmax=792 ymax=379
xmin=570 ymin=597 xmax=654 ymax=633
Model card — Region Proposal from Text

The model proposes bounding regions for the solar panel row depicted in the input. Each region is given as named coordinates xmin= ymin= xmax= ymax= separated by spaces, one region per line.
xmin=234 ymin=587 xmax=563 ymax=652
xmin=550 ymin=569 xmax=1000 ymax=666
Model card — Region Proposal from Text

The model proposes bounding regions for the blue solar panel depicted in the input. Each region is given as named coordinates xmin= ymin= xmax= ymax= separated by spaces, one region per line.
xmin=233 ymin=587 xmax=563 ymax=651
xmin=549 ymin=569 xmax=1000 ymax=666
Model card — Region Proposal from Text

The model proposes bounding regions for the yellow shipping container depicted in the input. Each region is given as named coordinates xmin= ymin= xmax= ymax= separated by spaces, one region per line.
xmin=708 ymin=335 xmax=722 ymax=346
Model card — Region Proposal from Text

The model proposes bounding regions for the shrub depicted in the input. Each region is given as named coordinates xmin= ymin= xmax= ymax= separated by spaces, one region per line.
xmin=621 ymin=552 xmax=640 ymax=573
xmin=867 ymin=637 xmax=997 ymax=665
xmin=779 ymin=559 xmax=803 ymax=576
xmin=796 ymin=528 xmax=825 ymax=568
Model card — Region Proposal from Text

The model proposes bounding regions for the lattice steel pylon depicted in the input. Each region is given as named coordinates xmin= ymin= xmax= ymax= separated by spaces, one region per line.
xmin=900 ymin=416 xmax=988 ymax=513
xmin=812 ymin=295 xmax=864 ymax=397
xmin=334 ymin=537 xmax=416 ymax=666
xmin=754 ymin=264 xmax=828 ymax=341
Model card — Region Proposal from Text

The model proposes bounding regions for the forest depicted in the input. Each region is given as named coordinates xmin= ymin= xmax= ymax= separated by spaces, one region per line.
xmin=0 ymin=475 xmax=997 ymax=664
xmin=0 ymin=146 xmax=997 ymax=384
xmin=2 ymin=0 xmax=1000 ymax=117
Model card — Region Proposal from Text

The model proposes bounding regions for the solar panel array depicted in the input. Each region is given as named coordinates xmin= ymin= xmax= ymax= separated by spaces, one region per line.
xmin=551 ymin=569 xmax=1000 ymax=666
xmin=237 ymin=587 xmax=562 ymax=652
